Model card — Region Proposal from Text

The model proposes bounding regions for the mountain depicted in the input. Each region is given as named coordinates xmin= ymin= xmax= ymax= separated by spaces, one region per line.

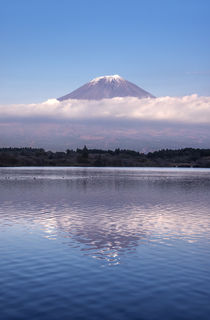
xmin=57 ymin=75 xmax=155 ymax=101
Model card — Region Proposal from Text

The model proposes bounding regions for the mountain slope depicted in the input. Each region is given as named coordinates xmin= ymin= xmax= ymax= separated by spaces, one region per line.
xmin=58 ymin=75 xmax=155 ymax=101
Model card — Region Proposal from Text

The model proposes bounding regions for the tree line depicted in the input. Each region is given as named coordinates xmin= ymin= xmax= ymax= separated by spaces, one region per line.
xmin=0 ymin=146 xmax=210 ymax=167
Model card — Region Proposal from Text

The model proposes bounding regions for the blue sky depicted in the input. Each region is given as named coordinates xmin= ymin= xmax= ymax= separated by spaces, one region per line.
xmin=0 ymin=0 xmax=210 ymax=103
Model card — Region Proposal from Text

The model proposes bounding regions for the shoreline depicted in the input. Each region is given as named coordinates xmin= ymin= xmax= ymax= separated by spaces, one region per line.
xmin=0 ymin=147 xmax=210 ymax=168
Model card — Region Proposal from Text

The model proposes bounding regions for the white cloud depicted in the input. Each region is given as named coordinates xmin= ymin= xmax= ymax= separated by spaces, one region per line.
xmin=0 ymin=95 xmax=210 ymax=124
xmin=0 ymin=95 xmax=210 ymax=150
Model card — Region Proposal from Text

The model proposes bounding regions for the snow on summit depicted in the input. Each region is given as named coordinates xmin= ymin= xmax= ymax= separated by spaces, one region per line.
xmin=90 ymin=75 xmax=124 ymax=84
xmin=58 ymin=75 xmax=155 ymax=101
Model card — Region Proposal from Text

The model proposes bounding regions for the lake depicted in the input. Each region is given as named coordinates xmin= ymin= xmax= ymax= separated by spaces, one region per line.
xmin=0 ymin=167 xmax=210 ymax=320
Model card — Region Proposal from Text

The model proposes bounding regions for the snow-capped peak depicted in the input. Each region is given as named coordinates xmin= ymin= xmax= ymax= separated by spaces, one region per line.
xmin=90 ymin=75 xmax=124 ymax=84
xmin=58 ymin=75 xmax=155 ymax=101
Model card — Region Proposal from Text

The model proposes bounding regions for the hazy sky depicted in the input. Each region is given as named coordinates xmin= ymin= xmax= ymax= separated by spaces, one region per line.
xmin=1 ymin=0 xmax=210 ymax=103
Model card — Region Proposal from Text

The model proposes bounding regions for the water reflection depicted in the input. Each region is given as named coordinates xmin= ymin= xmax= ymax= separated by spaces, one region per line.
xmin=0 ymin=167 xmax=210 ymax=264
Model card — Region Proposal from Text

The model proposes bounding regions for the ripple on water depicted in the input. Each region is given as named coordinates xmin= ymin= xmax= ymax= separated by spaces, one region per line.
xmin=0 ymin=167 xmax=210 ymax=319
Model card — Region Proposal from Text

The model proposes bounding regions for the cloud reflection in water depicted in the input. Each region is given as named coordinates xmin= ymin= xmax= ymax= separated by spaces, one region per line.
xmin=0 ymin=167 xmax=210 ymax=265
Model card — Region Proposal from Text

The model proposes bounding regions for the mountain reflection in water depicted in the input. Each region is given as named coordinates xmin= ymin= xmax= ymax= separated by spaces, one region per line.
xmin=1 ymin=168 xmax=210 ymax=320
xmin=0 ymin=167 xmax=210 ymax=265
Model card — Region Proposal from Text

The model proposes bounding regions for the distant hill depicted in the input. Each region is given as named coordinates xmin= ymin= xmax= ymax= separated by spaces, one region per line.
xmin=58 ymin=75 xmax=155 ymax=101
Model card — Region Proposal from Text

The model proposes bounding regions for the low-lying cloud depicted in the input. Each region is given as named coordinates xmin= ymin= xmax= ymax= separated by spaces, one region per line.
xmin=0 ymin=95 xmax=210 ymax=124
xmin=0 ymin=95 xmax=210 ymax=151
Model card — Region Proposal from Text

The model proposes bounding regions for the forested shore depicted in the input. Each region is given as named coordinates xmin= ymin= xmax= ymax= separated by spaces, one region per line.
xmin=0 ymin=147 xmax=210 ymax=168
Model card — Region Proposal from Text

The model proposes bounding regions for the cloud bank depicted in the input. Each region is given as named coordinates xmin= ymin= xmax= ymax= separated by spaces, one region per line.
xmin=0 ymin=95 xmax=210 ymax=124
xmin=0 ymin=95 xmax=210 ymax=151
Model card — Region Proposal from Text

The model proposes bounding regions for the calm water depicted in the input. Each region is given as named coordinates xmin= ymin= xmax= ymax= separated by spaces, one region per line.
xmin=0 ymin=167 xmax=210 ymax=320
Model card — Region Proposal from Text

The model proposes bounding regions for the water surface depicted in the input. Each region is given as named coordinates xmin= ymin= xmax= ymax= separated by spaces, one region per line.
xmin=0 ymin=167 xmax=210 ymax=320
